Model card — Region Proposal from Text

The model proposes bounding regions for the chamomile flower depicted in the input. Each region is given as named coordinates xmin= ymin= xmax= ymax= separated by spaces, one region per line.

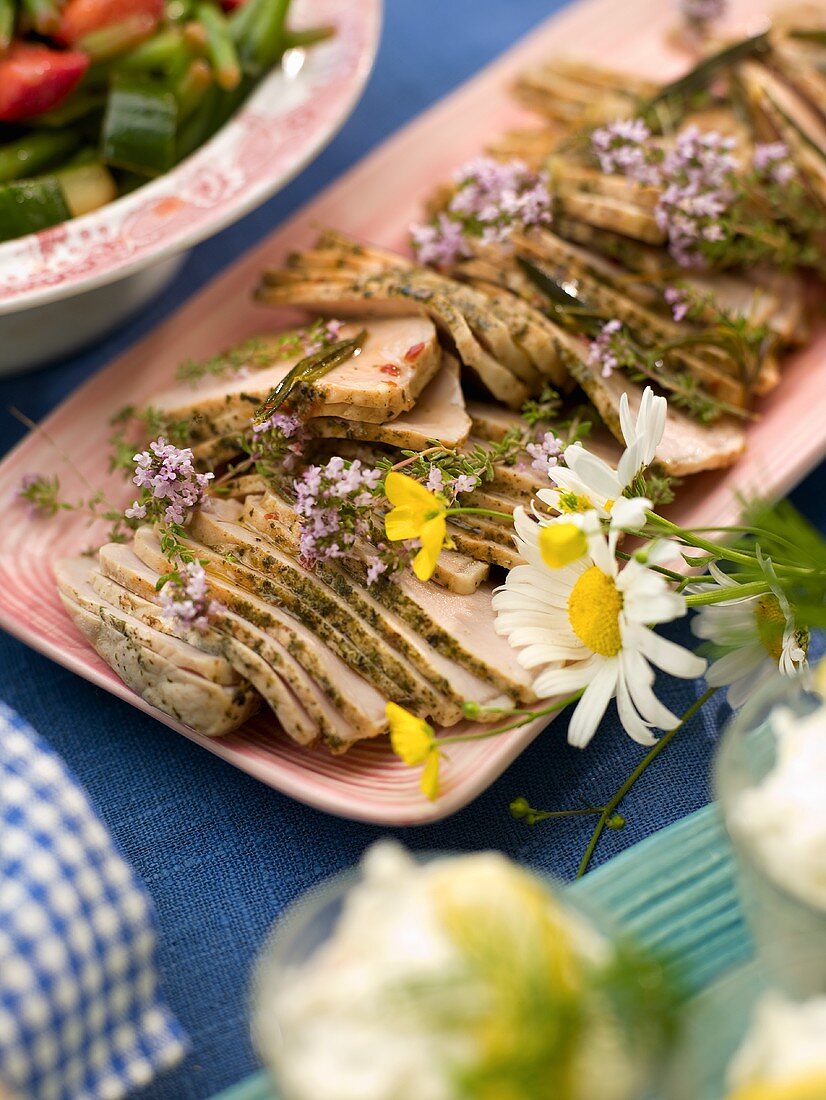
xmin=493 ymin=509 xmax=706 ymax=748
xmin=537 ymin=386 xmax=667 ymax=520
xmin=691 ymin=563 xmax=809 ymax=708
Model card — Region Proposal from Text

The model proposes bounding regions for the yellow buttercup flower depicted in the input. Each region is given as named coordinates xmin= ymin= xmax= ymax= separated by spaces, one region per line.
xmin=386 ymin=701 xmax=441 ymax=801
xmin=384 ymin=471 xmax=447 ymax=582
xmin=539 ymin=522 xmax=587 ymax=569
xmin=727 ymin=1074 xmax=826 ymax=1100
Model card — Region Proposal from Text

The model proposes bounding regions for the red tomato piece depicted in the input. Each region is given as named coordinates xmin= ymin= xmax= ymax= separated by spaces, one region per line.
xmin=55 ymin=0 xmax=164 ymax=45
xmin=0 ymin=42 xmax=89 ymax=122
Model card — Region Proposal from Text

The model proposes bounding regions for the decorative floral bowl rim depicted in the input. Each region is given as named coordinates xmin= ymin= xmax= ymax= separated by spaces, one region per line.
xmin=0 ymin=0 xmax=381 ymax=316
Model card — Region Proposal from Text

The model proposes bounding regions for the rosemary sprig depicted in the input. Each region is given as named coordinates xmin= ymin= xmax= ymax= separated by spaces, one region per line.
xmin=253 ymin=331 xmax=367 ymax=424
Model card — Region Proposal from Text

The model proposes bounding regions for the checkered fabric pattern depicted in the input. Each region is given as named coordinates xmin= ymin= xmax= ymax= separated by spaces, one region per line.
xmin=0 ymin=702 xmax=187 ymax=1100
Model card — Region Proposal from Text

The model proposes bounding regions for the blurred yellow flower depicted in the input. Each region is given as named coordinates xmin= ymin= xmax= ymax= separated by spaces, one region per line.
xmin=384 ymin=471 xmax=447 ymax=582
xmin=386 ymin=701 xmax=441 ymax=801
xmin=727 ymin=1074 xmax=826 ymax=1100
xmin=539 ymin=522 xmax=587 ymax=569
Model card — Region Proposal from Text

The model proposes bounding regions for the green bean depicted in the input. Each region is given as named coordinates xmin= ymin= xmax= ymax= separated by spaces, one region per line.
xmin=196 ymin=3 xmax=241 ymax=90
xmin=0 ymin=130 xmax=81 ymax=184
xmin=283 ymin=25 xmax=334 ymax=50
xmin=174 ymin=82 xmax=222 ymax=161
xmin=174 ymin=57 xmax=213 ymax=120
xmin=245 ymin=0 xmax=289 ymax=72
xmin=117 ymin=28 xmax=191 ymax=73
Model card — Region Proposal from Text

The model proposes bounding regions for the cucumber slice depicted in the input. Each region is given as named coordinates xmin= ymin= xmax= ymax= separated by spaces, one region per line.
xmin=102 ymin=79 xmax=178 ymax=176
xmin=0 ymin=178 xmax=71 ymax=243
xmin=57 ymin=162 xmax=118 ymax=217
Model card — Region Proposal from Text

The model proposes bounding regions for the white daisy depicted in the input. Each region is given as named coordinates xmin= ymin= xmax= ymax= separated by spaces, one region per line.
xmin=691 ymin=562 xmax=809 ymax=708
xmin=494 ymin=508 xmax=706 ymax=748
xmin=537 ymin=385 xmax=667 ymax=518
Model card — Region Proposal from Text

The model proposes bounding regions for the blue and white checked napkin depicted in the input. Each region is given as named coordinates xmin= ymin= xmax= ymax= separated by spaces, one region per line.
xmin=0 ymin=702 xmax=187 ymax=1100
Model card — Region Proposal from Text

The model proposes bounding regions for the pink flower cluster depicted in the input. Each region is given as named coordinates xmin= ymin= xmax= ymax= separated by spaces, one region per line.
xmin=424 ymin=467 xmax=478 ymax=500
xmin=526 ymin=431 xmax=564 ymax=477
xmin=126 ymin=438 xmax=213 ymax=526
xmin=657 ymin=127 xmax=737 ymax=266
xmin=592 ymin=120 xmax=738 ymax=267
xmin=160 ymin=561 xmax=219 ymax=633
xmin=294 ymin=457 xmax=382 ymax=566
xmin=592 ymin=119 xmax=660 ymax=185
xmin=753 ymin=142 xmax=796 ymax=186
xmin=411 ymin=156 xmax=552 ymax=267
xmin=252 ymin=412 xmax=305 ymax=472
xmin=587 ymin=318 xmax=635 ymax=378
xmin=664 ymin=286 xmax=691 ymax=322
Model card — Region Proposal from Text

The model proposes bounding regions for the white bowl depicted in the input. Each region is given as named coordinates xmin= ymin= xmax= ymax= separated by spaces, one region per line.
xmin=0 ymin=0 xmax=381 ymax=376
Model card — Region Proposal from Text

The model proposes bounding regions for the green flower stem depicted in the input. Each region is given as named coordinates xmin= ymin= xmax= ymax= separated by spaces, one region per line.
xmin=685 ymin=581 xmax=769 ymax=607
xmin=576 ymin=686 xmax=718 ymax=878
xmin=438 ymin=690 xmax=585 ymax=747
xmin=447 ymin=506 xmax=513 ymax=522
xmin=646 ymin=514 xmax=816 ymax=577
xmin=616 ymin=549 xmax=685 ymax=584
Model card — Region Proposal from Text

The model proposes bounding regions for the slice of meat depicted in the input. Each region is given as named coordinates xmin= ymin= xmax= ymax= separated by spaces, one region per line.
xmin=575 ymin=365 xmax=746 ymax=475
xmin=239 ymin=494 xmax=513 ymax=715
xmin=55 ymin=557 xmax=239 ymax=685
xmin=152 ymin=510 xmax=460 ymax=723
xmin=88 ymin=567 xmax=331 ymax=748
xmin=309 ymin=354 xmax=472 ymax=449
xmin=257 ymin=272 xmax=531 ymax=409
xmin=154 ymin=316 xmax=442 ymax=431
xmin=101 ymin=541 xmax=388 ymax=744
xmin=57 ymin=588 xmax=258 ymax=737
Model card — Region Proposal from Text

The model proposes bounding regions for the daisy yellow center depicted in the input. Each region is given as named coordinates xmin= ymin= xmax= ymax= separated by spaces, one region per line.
xmin=557 ymin=490 xmax=593 ymax=514
xmin=567 ymin=566 xmax=623 ymax=657
xmin=755 ymin=595 xmax=785 ymax=661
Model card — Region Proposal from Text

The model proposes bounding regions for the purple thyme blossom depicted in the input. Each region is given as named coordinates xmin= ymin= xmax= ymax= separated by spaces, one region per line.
xmin=411 ymin=156 xmax=552 ymax=266
xmin=425 ymin=467 xmax=445 ymax=493
xmin=126 ymin=438 xmax=213 ymax=526
xmin=664 ymin=286 xmax=691 ymax=322
xmin=587 ymin=318 xmax=635 ymax=378
xmin=424 ymin=466 xmax=477 ymax=499
xmin=294 ymin=457 xmax=382 ymax=565
xmin=410 ymin=214 xmax=470 ymax=267
xmin=753 ymin=142 xmax=796 ymax=186
xmin=656 ymin=127 xmax=737 ymax=266
xmin=592 ymin=119 xmax=661 ymax=185
xmin=452 ymin=473 xmax=478 ymax=495
xmin=159 ymin=562 xmax=219 ymax=633
xmin=526 ymin=432 xmax=564 ymax=477
xmin=252 ymin=412 xmax=305 ymax=471
xmin=366 ymin=556 xmax=388 ymax=585
xmin=680 ymin=0 xmax=726 ymax=30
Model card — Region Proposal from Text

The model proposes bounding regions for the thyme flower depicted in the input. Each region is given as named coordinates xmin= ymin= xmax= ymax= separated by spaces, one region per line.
xmin=293 ymin=456 xmax=383 ymax=566
xmin=159 ymin=562 xmax=219 ymax=633
xmin=588 ymin=318 xmax=637 ymax=378
xmin=125 ymin=438 xmax=213 ymax=526
xmin=14 ymin=473 xmax=68 ymax=519
xmin=411 ymin=156 xmax=552 ymax=267
xmin=753 ymin=142 xmax=796 ymax=186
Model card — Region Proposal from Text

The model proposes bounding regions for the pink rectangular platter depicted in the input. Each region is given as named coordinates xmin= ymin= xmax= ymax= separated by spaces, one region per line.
xmin=1 ymin=0 xmax=824 ymax=825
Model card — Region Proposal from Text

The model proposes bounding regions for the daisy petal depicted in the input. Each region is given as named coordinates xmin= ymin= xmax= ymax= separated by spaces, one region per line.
xmin=635 ymin=626 xmax=707 ymax=679
xmin=567 ymin=660 xmax=618 ymax=748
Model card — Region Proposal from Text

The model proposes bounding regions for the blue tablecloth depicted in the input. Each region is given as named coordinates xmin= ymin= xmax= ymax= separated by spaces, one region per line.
xmin=1 ymin=2 xmax=824 ymax=1096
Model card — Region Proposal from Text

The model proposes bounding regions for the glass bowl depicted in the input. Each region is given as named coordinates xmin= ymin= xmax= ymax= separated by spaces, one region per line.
xmin=714 ymin=673 xmax=825 ymax=998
